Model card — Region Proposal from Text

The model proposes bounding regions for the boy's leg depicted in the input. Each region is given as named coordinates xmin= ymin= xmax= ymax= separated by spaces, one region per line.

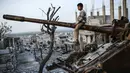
xmin=74 ymin=23 xmax=84 ymax=43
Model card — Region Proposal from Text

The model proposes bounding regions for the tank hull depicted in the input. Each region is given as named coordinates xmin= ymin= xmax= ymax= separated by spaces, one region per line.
xmin=103 ymin=47 xmax=130 ymax=73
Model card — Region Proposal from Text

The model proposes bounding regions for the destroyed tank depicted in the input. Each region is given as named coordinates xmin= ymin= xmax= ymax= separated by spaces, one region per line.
xmin=3 ymin=14 xmax=130 ymax=73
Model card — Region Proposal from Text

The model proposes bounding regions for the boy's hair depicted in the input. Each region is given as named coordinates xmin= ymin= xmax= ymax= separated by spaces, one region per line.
xmin=77 ymin=3 xmax=83 ymax=7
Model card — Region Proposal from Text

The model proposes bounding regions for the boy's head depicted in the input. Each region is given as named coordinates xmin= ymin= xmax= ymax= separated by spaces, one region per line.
xmin=77 ymin=3 xmax=83 ymax=11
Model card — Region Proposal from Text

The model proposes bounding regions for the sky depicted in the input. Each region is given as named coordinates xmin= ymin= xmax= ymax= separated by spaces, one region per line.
xmin=0 ymin=0 xmax=129 ymax=33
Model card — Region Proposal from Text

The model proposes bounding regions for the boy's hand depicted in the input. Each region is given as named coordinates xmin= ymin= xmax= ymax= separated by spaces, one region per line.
xmin=72 ymin=24 xmax=77 ymax=27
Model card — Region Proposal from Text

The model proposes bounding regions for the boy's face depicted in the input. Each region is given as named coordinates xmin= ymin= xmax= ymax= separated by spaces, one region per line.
xmin=77 ymin=6 xmax=83 ymax=11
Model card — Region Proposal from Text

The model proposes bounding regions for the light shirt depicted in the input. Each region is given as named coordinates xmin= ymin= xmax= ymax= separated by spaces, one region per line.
xmin=77 ymin=10 xmax=86 ymax=23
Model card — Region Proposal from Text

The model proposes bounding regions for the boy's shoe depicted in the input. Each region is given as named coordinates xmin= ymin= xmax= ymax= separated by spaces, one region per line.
xmin=69 ymin=39 xmax=80 ymax=45
xmin=73 ymin=41 xmax=80 ymax=45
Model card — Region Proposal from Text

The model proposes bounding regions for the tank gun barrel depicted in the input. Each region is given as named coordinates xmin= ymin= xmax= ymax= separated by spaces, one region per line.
xmin=3 ymin=14 xmax=123 ymax=34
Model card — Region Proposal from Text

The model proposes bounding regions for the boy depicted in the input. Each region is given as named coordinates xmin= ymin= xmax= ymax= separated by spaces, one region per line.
xmin=73 ymin=3 xmax=86 ymax=44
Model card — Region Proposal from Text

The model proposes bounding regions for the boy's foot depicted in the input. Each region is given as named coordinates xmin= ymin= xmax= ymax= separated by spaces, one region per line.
xmin=73 ymin=41 xmax=80 ymax=45
xmin=69 ymin=40 xmax=80 ymax=45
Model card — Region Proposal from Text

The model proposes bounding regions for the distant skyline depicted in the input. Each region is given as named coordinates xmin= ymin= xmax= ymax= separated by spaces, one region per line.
xmin=0 ymin=0 xmax=129 ymax=33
